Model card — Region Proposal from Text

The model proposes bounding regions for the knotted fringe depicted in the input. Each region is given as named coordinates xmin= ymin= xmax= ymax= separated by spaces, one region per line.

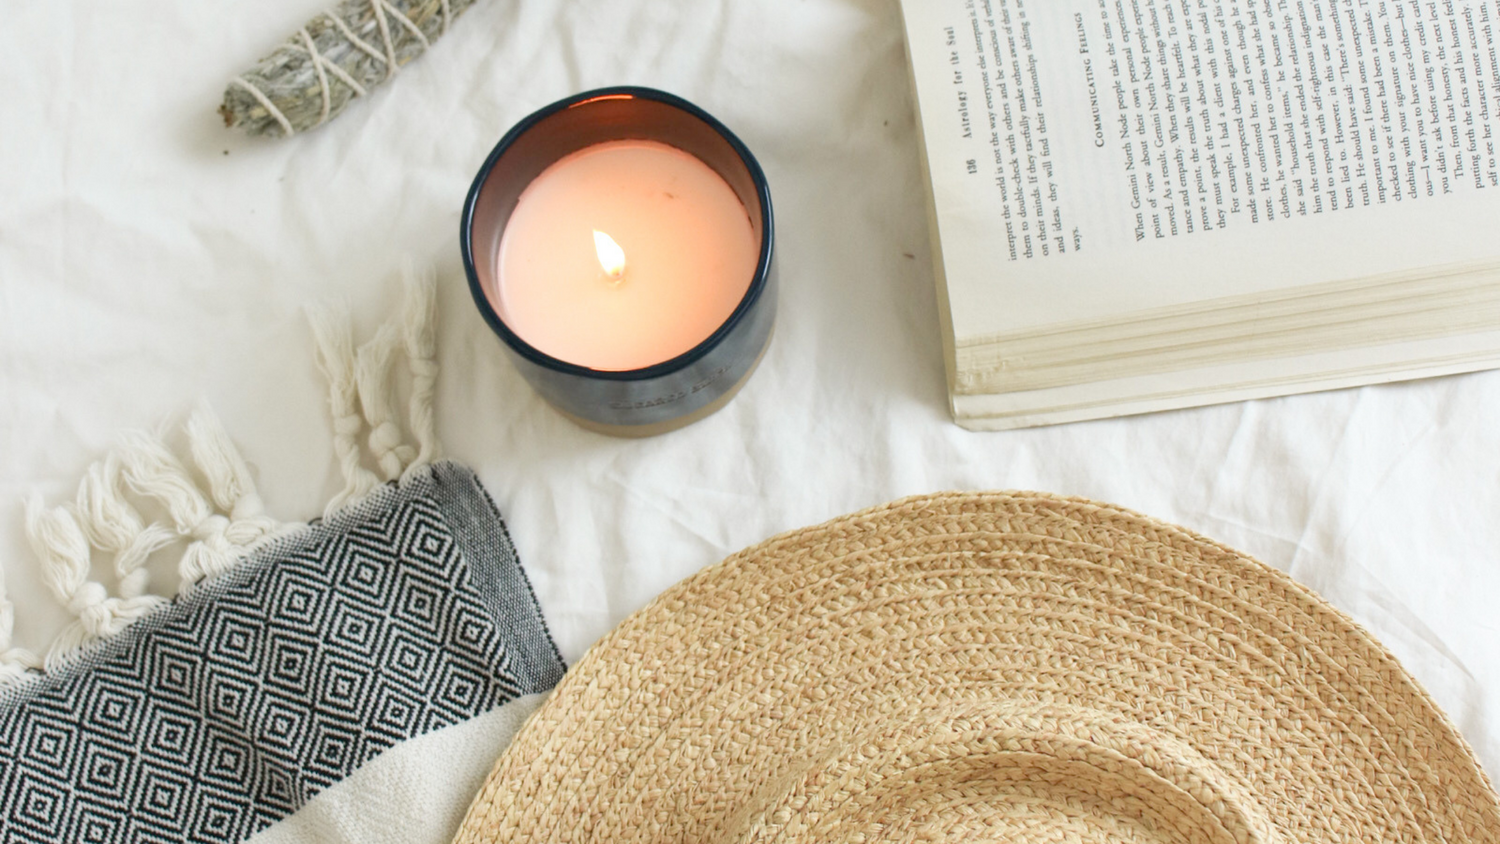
xmin=117 ymin=430 xmax=275 ymax=592
xmin=7 ymin=262 xmax=443 ymax=684
xmin=310 ymin=306 xmax=382 ymax=514
xmin=75 ymin=456 xmax=176 ymax=599
xmin=24 ymin=497 xmax=168 ymax=671
xmin=311 ymin=261 xmax=440 ymax=515
xmin=355 ymin=324 xmax=416 ymax=481
xmin=22 ymin=408 xmax=286 ymax=671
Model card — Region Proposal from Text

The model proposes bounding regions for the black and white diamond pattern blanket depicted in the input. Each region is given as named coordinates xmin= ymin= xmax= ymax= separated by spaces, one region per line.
xmin=0 ymin=461 xmax=565 ymax=844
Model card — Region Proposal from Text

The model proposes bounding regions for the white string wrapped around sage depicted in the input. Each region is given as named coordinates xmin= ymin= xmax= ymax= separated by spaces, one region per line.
xmin=221 ymin=0 xmax=480 ymax=138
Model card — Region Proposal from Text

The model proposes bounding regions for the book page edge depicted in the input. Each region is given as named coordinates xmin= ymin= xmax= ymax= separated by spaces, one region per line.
xmin=953 ymin=352 xmax=1500 ymax=430
xmin=897 ymin=1 xmax=962 ymax=422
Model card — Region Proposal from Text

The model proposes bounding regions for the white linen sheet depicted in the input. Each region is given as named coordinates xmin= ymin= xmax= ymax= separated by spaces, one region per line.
xmin=2 ymin=0 xmax=1496 ymax=795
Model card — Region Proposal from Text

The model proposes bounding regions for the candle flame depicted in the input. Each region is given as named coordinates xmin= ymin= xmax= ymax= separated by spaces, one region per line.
xmin=593 ymin=230 xmax=627 ymax=281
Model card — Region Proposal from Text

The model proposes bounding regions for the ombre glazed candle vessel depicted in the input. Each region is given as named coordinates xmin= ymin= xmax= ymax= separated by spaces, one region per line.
xmin=461 ymin=87 xmax=777 ymax=437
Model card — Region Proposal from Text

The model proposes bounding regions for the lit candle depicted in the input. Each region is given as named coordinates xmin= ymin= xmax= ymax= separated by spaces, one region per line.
xmin=463 ymin=88 xmax=777 ymax=437
xmin=495 ymin=139 xmax=760 ymax=372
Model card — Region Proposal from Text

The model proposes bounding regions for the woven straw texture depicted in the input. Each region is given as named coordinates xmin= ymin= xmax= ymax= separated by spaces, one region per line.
xmin=453 ymin=492 xmax=1500 ymax=844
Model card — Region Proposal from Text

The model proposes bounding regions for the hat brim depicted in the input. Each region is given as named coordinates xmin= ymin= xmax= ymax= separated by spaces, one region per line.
xmin=455 ymin=492 xmax=1500 ymax=843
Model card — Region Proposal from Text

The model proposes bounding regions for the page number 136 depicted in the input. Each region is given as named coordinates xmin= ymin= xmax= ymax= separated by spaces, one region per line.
xmin=966 ymin=159 xmax=978 ymax=174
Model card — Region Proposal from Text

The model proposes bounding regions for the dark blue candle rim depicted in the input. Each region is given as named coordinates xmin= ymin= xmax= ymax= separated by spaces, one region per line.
xmin=461 ymin=86 xmax=775 ymax=382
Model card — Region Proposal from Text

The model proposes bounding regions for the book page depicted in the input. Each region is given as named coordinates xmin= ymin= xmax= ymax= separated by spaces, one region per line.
xmin=900 ymin=0 xmax=1500 ymax=342
xmin=950 ymin=325 xmax=1500 ymax=427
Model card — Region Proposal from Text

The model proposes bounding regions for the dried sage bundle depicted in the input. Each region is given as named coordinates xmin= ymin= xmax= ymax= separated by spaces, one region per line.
xmin=221 ymin=0 xmax=480 ymax=138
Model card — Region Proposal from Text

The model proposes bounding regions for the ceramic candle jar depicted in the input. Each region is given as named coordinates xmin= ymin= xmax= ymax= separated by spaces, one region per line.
xmin=462 ymin=87 xmax=777 ymax=437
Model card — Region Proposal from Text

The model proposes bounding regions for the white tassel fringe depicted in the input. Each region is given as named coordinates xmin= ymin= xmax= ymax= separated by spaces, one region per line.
xmin=4 ymin=260 xmax=443 ymax=684
xmin=356 ymin=323 xmax=417 ymax=481
xmin=186 ymin=402 xmax=276 ymax=525
xmin=401 ymin=259 xmax=442 ymax=478
xmin=24 ymin=496 xmax=166 ymax=669
xmin=74 ymin=456 xmax=177 ymax=599
xmin=310 ymin=305 xmax=382 ymax=515
xmin=117 ymin=432 xmax=243 ymax=591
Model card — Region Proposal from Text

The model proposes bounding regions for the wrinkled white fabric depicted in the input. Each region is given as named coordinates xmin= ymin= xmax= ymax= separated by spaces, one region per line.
xmin=1 ymin=0 xmax=1496 ymax=794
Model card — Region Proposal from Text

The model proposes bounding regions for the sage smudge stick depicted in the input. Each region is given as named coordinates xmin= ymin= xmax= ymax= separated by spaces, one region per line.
xmin=221 ymin=0 xmax=480 ymax=138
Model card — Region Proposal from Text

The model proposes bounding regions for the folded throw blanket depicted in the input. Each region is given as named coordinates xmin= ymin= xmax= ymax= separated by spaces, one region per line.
xmin=0 ymin=267 xmax=565 ymax=844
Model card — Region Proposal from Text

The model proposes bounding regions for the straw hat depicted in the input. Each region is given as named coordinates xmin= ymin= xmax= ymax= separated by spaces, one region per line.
xmin=454 ymin=492 xmax=1500 ymax=843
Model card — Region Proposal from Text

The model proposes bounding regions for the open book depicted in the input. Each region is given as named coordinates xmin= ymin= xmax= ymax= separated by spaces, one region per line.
xmin=898 ymin=0 xmax=1500 ymax=429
